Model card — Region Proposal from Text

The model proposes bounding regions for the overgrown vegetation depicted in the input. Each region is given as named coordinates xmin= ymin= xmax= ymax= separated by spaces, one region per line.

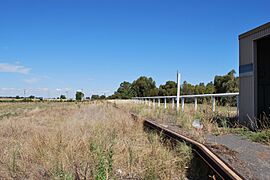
xmin=0 ymin=102 xmax=192 ymax=179
xmin=229 ymin=127 xmax=270 ymax=145
xmin=117 ymin=102 xmax=236 ymax=142
xmin=109 ymin=70 xmax=239 ymax=104
xmin=118 ymin=101 xmax=270 ymax=146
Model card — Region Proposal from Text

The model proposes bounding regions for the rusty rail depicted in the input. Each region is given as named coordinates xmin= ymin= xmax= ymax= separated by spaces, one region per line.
xmin=143 ymin=119 xmax=244 ymax=180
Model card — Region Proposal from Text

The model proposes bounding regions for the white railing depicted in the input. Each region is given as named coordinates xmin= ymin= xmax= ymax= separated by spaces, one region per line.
xmin=133 ymin=92 xmax=239 ymax=114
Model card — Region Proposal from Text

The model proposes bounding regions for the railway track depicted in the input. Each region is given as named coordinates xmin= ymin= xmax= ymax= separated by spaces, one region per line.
xmin=112 ymin=104 xmax=244 ymax=179
xmin=143 ymin=119 xmax=244 ymax=180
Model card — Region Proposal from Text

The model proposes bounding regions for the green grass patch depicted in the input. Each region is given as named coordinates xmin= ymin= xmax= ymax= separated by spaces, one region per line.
xmin=230 ymin=128 xmax=270 ymax=144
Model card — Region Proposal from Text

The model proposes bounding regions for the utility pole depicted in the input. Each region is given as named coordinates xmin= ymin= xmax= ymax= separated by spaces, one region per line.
xmin=176 ymin=71 xmax=181 ymax=111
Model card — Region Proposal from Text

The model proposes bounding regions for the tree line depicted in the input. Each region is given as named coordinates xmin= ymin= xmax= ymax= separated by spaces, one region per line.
xmin=108 ymin=70 xmax=239 ymax=105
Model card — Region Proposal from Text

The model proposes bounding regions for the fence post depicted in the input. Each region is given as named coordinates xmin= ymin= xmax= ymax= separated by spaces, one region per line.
xmin=153 ymin=99 xmax=155 ymax=108
xmin=164 ymin=98 xmax=167 ymax=109
xmin=158 ymin=98 xmax=160 ymax=107
xmin=212 ymin=96 xmax=215 ymax=112
xmin=181 ymin=97 xmax=185 ymax=112
xmin=237 ymin=95 xmax=239 ymax=116
xmin=148 ymin=99 xmax=151 ymax=107
xmin=172 ymin=98 xmax=175 ymax=109
xmin=176 ymin=72 xmax=181 ymax=111
xmin=194 ymin=98 xmax=197 ymax=111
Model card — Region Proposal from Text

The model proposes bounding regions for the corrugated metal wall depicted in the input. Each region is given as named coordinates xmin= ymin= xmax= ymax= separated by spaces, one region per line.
xmin=239 ymin=23 xmax=270 ymax=127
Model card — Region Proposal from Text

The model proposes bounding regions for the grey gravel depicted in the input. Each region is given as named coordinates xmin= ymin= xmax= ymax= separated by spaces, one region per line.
xmin=207 ymin=134 xmax=270 ymax=180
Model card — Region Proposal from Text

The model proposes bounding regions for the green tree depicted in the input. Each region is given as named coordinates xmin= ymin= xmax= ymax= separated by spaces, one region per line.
xmin=205 ymin=82 xmax=215 ymax=94
xmin=214 ymin=70 xmax=238 ymax=105
xmin=110 ymin=69 xmax=239 ymax=103
xmin=100 ymin=95 xmax=106 ymax=99
xmin=91 ymin=95 xmax=100 ymax=100
xmin=60 ymin=95 xmax=66 ymax=99
xmin=194 ymin=83 xmax=206 ymax=94
xmin=114 ymin=81 xmax=134 ymax=99
xmin=214 ymin=69 xmax=238 ymax=93
xmin=76 ymin=91 xmax=84 ymax=101
xmin=158 ymin=81 xmax=177 ymax=96
xmin=131 ymin=76 xmax=157 ymax=97
xmin=150 ymin=87 xmax=159 ymax=96
xmin=181 ymin=81 xmax=195 ymax=95
xmin=107 ymin=94 xmax=117 ymax=99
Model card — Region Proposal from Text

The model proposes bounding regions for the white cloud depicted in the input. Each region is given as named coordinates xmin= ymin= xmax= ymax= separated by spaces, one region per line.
xmin=0 ymin=63 xmax=30 ymax=74
xmin=23 ymin=77 xmax=39 ymax=84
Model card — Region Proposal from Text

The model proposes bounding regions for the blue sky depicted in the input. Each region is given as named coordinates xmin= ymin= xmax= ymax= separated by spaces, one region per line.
xmin=0 ymin=0 xmax=269 ymax=98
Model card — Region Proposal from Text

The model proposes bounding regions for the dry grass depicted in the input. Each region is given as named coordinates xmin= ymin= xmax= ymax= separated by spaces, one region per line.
xmin=117 ymin=100 xmax=270 ymax=146
xmin=0 ymin=101 xmax=192 ymax=179
xmin=117 ymin=101 xmax=238 ymax=143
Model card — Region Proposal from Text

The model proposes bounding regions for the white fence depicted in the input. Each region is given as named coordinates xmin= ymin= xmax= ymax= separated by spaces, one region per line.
xmin=133 ymin=92 xmax=239 ymax=114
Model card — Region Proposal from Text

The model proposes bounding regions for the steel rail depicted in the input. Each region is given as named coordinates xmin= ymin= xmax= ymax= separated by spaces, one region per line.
xmin=143 ymin=119 xmax=244 ymax=180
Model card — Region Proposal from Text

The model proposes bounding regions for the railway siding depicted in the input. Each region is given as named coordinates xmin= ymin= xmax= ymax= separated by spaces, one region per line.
xmin=143 ymin=119 xmax=244 ymax=180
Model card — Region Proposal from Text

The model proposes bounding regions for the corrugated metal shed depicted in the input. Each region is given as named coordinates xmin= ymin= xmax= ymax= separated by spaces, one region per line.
xmin=239 ymin=22 xmax=270 ymax=128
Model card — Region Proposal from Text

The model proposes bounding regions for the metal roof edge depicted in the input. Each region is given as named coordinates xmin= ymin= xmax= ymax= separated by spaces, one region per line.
xmin=239 ymin=21 xmax=270 ymax=40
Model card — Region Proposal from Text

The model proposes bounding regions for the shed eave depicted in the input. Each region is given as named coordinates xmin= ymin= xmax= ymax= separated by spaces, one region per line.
xmin=238 ymin=22 xmax=270 ymax=40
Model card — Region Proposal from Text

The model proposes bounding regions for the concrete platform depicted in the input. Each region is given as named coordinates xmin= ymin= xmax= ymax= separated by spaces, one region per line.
xmin=206 ymin=134 xmax=270 ymax=180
